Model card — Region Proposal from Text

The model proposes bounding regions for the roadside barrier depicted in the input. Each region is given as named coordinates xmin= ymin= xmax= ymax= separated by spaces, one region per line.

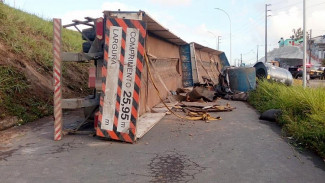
xmin=53 ymin=18 xmax=62 ymax=141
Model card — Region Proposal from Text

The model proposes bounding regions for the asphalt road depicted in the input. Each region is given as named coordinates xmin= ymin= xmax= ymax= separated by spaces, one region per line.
xmin=308 ymin=80 xmax=325 ymax=88
xmin=1 ymin=100 xmax=325 ymax=183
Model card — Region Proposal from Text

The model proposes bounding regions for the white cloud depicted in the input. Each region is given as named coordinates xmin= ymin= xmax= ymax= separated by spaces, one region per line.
xmin=60 ymin=2 xmax=136 ymax=29
xmin=147 ymin=0 xmax=191 ymax=6
xmin=269 ymin=6 xmax=301 ymax=40
xmin=145 ymin=10 xmax=222 ymax=49
xmin=101 ymin=2 xmax=134 ymax=11
xmin=268 ymin=2 xmax=325 ymax=48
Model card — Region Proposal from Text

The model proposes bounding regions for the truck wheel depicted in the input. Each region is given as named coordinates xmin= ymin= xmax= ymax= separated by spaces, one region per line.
xmin=82 ymin=28 xmax=96 ymax=41
xmin=82 ymin=42 xmax=91 ymax=53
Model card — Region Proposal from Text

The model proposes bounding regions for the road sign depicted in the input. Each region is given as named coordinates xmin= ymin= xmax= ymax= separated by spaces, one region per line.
xmin=96 ymin=18 xmax=147 ymax=143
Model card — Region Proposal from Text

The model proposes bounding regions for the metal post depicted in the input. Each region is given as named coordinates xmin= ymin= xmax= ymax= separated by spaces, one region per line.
xmin=265 ymin=4 xmax=267 ymax=63
xmin=265 ymin=4 xmax=271 ymax=63
xmin=309 ymin=29 xmax=312 ymax=64
xmin=230 ymin=19 xmax=232 ymax=65
xmin=215 ymin=8 xmax=231 ymax=65
xmin=216 ymin=37 xmax=218 ymax=50
xmin=265 ymin=5 xmax=269 ymax=63
xmin=257 ymin=45 xmax=259 ymax=62
xmin=53 ymin=18 xmax=63 ymax=141
xmin=303 ymin=0 xmax=307 ymax=88
xmin=218 ymin=36 xmax=221 ymax=50
xmin=240 ymin=53 xmax=242 ymax=66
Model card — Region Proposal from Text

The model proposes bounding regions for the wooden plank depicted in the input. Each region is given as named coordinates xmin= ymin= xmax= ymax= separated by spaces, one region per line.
xmin=190 ymin=42 xmax=200 ymax=83
xmin=153 ymin=101 xmax=179 ymax=108
xmin=136 ymin=113 xmax=166 ymax=139
xmin=151 ymin=101 xmax=179 ymax=113
xmin=62 ymin=98 xmax=98 ymax=109
xmin=179 ymin=101 xmax=218 ymax=108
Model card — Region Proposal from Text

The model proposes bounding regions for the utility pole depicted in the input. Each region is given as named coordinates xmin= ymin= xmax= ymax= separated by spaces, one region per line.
xmin=303 ymin=0 xmax=307 ymax=88
xmin=240 ymin=54 xmax=243 ymax=66
xmin=309 ymin=29 xmax=312 ymax=64
xmin=257 ymin=45 xmax=259 ymax=62
xmin=214 ymin=8 xmax=232 ymax=65
xmin=207 ymin=31 xmax=220 ymax=50
xmin=218 ymin=36 xmax=221 ymax=50
xmin=265 ymin=4 xmax=271 ymax=63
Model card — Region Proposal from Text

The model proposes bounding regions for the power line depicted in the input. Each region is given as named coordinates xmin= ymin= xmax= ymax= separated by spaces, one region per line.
xmin=271 ymin=1 xmax=302 ymax=12
xmin=272 ymin=1 xmax=325 ymax=15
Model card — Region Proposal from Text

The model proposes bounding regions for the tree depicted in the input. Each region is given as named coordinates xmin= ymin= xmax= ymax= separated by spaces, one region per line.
xmin=290 ymin=28 xmax=310 ymax=41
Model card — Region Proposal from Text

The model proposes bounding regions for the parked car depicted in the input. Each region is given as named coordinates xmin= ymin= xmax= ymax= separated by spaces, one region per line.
xmin=288 ymin=64 xmax=323 ymax=79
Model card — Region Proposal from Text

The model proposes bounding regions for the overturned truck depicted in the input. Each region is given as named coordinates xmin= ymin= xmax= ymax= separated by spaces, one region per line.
xmin=57 ymin=11 xmax=229 ymax=143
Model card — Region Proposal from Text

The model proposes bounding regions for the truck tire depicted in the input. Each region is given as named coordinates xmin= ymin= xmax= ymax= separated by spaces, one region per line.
xmin=82 ymin=28 xmax=96 ymax=41
xmin=82 ymin=42 xmax=91 ymax=53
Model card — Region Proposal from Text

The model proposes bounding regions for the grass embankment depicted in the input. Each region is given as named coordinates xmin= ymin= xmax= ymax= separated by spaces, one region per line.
xmin=0 ymin=3 xmax=90 ymax=124
xmin=0 ymin=66 xmax=47 ymax=122
xmin=249 ymin=80 xmax=325 ymax=158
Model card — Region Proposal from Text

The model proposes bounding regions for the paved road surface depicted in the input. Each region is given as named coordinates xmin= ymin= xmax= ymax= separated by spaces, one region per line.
xmin=1 ymin=100 xmax=325 ymax=183
xmin=308 ymin=80 xmax=325 ymax=88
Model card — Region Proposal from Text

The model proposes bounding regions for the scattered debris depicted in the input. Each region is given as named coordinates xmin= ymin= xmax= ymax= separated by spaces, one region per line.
xmin=151 ymin=82 xmax=238 ymax=122
xmin=214 ymin=67 xmax=256 ymax=101
xmin=186 ymin=86 xmax=216 ymax=102
xmin=224 ymin=91 xmax=249 ymax=101
xmin=177 ymin=101 xmax=235 ymax=113
xmin=176 ymin=88 xmax=191 ymax=94
xmin=168 ymin=94 xmax=187 ymax=102
xmin=259 ymin=109 xmax=282 ymax=122
xmin=186 ymin=111 xmax=221 ymax=122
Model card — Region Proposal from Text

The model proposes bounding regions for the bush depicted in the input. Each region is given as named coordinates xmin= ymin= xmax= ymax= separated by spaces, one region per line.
xmin=249 ymin=80 xmax=325 ymax=158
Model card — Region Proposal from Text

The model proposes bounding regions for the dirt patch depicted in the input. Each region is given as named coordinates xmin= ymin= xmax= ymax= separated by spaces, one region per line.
xmin=0 ymin=42 xmax=88 ymax=98
xmin=0 ymin=116 xmax=18 ymax=131
xmin=0 ymin=126 xmax=28 ymax=146
xmin=0 ymin=39 xmax=90 ymax=124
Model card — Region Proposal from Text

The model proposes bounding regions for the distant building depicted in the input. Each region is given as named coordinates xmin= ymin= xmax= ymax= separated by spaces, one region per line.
xmin=309 ymin=35 xmax=325 ymax=62
xmin=278 ymin=37 xmax=303 ymax=47
xmin=260 ymin=36 xmax=325 ymax=68
xmin=263 ymin=35 xmax=324 ymax=68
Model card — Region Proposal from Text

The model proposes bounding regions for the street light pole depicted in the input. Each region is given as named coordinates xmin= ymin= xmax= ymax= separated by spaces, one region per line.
xmin=215 ymin=8 xmax=232 ymax=65
xmin=265 ymin=4 xmax=271 ymax=63
xmin=257 ymin=45 xmax=259 ymax=62
xmin=303 ymin=0 xmax=307 ymax=88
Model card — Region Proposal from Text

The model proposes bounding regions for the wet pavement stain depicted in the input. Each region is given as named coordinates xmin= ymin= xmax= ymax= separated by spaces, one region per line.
xmin=148 ymin=151 xmax=205 ymax=183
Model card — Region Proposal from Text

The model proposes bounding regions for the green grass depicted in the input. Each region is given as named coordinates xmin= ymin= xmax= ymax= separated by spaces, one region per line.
xmin=0 ymin=3 xmax=83 ymax=71
xmin=249 ymin=80 xmax=325 ymax=158
xmin=0 ymin=66 xmax=52 ymax=122
xmin=0 ymin=3 xmax=90 ymax=124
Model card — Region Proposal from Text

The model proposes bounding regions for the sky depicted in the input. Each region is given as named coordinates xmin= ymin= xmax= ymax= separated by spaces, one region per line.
xmin=4 ymin=0 xmax=325 ymax=65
